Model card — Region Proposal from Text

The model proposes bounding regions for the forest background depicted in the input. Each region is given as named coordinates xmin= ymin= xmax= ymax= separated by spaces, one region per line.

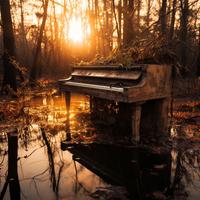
xmin=0 ymin=0 xmax=200 ymax=93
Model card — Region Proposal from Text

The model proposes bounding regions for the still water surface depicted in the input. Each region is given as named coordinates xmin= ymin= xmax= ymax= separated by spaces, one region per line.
xmin=0 ymin=94 xmax=200 ymax=200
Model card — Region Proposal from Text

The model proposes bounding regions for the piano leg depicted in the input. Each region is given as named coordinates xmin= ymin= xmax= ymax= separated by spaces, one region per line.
xmin=131 ymin=104 xmax=142 ymax=143
xmin=117 ymin=103 xmax=132 ymax=134
xmin=90 ymin=96 xmax=99 ymax=120
xmin=140 ymin=98 xmax=169 ymax=139
xmin=65 ymin=92 xmax=71 ymax=141
xmin=156 ymin=98 xmax=169 ymax=136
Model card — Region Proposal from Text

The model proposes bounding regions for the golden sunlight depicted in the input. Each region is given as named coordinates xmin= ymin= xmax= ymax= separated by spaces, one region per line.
xmin=68 ymin=17 xmax=84 ymax=43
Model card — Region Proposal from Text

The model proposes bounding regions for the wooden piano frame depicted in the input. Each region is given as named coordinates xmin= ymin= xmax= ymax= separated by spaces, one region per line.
xmin=59 ymin=64 xmax=172 ymax=143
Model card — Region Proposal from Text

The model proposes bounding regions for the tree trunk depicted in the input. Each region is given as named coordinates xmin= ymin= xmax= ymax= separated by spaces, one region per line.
xmin=112 ymin=0 xmax=120 ymax=48
xmin=146 ymin=0 xmax=151 ymax=27
xmin=136 ymin=0 xmax=141 ymax=30
xmin=123 ymin=0 xmax=135 ymax=47
xmin=88 ymin=0 xmax=97 ymax=55
xmin=51 ymin=0 xmax=59 ymax=69
xmin=29 ymin=0 xmax=49 ymax=83
xmin=103 ymin=0 xmax=111 ymax=56
xmin=169 ymin=0 xmax=177 ymax=39
xmin=19 ymin=0 xmax=29 ymax=65
xmin=94 ymin=0 xmax=102 ymax=55
xmin=159 ymin=0 xmax=167 ymax=35
xmin=180 ymin=0 xmax=189 ymax=68
xmin=118 ymin=0 xmax=122 ymax=47
xmin=197 ymin=27 xmax=200 ymax=76
xmin=0 ymin=0 xmax=17 ymax=92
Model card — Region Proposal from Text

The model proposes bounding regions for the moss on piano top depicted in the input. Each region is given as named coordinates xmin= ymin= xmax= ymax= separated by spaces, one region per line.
xmin=78 ymin=36 xmax=182 ymax=77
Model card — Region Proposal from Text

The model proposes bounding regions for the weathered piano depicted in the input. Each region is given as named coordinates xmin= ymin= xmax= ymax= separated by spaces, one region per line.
xmin=58 ymin=64 xmax=171 ymax=142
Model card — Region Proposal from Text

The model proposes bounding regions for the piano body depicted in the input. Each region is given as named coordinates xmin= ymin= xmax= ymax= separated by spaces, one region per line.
xmin=58 ymin=64 xmax=172 ymax=142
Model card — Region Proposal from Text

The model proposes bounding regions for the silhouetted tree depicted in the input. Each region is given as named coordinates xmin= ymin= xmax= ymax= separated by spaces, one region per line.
xmin=123 ymin=0 xmax=135 ymax=46
xmin=159 ymin=0 xmax=167 ymax=35
xmin=169 ymin=0 xmax=177 ymax=39
xmin=0 ymin=0 xmax=17 ymax=92
xmin=197 ymin=27 xmax=200 ymax=76
xmin=29 ymin=0 xmax=49 ymax=83
xmin=180 ymin=0 xmax=189 ymax=68
xmin=146 ymin=0 xmax=151 ymax=28
xmin=117 ymin=0 xmax=122 ymax=47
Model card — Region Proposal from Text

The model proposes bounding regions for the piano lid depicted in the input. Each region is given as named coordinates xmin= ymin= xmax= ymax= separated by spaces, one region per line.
xmin=72 ymin=65 xmax=144 ymax=81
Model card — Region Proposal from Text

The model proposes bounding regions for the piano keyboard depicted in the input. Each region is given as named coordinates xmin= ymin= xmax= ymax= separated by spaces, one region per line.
xmin=64 ymin=81 xmax=124 ymax=93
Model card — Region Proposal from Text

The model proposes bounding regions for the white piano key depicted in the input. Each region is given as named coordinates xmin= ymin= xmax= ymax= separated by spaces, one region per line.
xmin=64 ymin=81 xmax=124 ymax=93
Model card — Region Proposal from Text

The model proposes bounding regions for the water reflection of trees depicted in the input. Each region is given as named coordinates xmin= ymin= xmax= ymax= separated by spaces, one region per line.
xmin=73 ymin=159 xmax=92 ymax=195
xmin=41 ymin=127 xmax=64 ymax=197
xmin=16 ymin=127 xmax=71 ymax=199
xmin=169 ymin=145 xmax=200 ymax=199
xmin=0 ymin=95 xmax=70 ymax=199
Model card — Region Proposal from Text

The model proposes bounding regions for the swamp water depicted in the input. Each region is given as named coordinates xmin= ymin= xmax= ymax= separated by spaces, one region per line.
xmin=0 ymin=93 xmax=200 ymax=200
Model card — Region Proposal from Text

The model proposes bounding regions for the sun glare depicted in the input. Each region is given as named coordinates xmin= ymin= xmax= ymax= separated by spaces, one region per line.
xmin=68 ymin=17 xmax=83 ymax=43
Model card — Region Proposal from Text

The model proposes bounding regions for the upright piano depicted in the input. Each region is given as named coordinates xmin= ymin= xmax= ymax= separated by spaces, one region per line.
xmin=58 ymin=64 xmax=172 ymax=142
